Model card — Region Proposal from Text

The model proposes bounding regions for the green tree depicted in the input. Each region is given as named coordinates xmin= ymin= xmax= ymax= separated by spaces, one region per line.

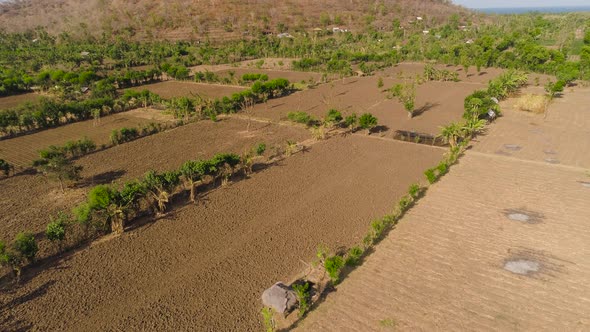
xmin=143 ymin=170 xmax=181 ymax=213
xmin=35 ymin=153 xmax=83 ymax=192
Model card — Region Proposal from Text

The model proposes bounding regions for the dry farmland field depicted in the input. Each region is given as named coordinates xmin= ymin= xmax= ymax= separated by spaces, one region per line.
xmin=250 ymin=63 xmax=503 ymax=136
xmin=0 ymin=108 xmax=174 ymax=167
xmin=0 ymin=134 xmax=444 ymax=331
xmin=0 ymin=63 xmax=547 ymax=331
xmin=0 ymin=92 xmax=41 ymax=110
xmin=124 ymin=80 xmax=245 ymax=99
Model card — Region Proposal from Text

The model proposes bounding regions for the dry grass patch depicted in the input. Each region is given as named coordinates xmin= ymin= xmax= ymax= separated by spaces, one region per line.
xmin=515 ymin=94 xmax=547 ymax=113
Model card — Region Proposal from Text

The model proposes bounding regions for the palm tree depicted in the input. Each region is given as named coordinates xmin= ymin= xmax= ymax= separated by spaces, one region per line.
xmin=438 ymin=122 xmax=463 ymax=147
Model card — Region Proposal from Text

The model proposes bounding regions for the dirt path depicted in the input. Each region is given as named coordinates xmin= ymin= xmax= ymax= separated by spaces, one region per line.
xmin=296 ymin=88 xmax=590 ymax=331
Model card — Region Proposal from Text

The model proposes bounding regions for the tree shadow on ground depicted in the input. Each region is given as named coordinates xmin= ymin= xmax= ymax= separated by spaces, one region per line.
xmin=77 ymin=169 xmax=126 ymax=187
xmin=413 ymin=102 xmax=440 ymax=117
xmin=370 ymin=125 xmax=389 ymax=135
xmin=0 ymin=280 xmax=56 ymax=311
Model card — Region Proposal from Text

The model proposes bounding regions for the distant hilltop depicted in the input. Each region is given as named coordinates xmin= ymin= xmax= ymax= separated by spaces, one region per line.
xmin=477 ymin=6 xmax=590 ymax=14
xmin=0 ymin=0 xmax=474 ymax=40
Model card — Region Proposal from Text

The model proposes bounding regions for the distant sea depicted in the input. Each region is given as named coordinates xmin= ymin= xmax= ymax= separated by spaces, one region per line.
xmin=477 ymin=6 xmax=590 ymax=14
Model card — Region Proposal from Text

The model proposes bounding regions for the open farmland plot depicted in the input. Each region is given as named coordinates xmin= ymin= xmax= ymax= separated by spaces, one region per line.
xmin=0 ymin=92 xmax=41 ymax=110
xmin=124 ymin=80 xmax=245 ymax=99
xmin=0 ymin=135 xmax=444 ymax=331
xmin=0 ymin=117 xmax=309 ymax=245
xmin=0 ymin=108 xmax=173 ymax=167
xmin=473 ymin=86 xmax=590 ymax=168
xmin=250 ymin=73 xmax=488 ymax=136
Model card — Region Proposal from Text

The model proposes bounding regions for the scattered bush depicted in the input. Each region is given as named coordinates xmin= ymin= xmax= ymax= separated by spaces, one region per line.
xmin=287 ymin=111 xmax=315 ymax=126
xmin=292 ymin=282 xmax=311 ymax=316
xmin=46 ymin=212 xmax=68 ymax=243
xmin=358 ymin=113 xmax=378 ymax=133
xmin=13 ymin=232 xmax=38 ymax=263
xmin=242 ymin=73 xmax=269 ymax=82
xmin=345 ymin=246 xmax=364 ymax=266
xmin=0 ymin=158 xmax=13 ymax=176
xmin=324 ymin=109 xmax=343 ymax=126
xmin=261 ymin=307 xmax=276 ymax=332
xmin=324 ymin=255 xmax=345 ymax=284
xmin=344 ymin=113 xmax=358 ymax=131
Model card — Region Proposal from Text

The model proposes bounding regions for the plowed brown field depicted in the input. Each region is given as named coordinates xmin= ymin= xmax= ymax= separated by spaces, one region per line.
xmin=0 ymin=108 xmax=173 ymax=167
xmin=124 ymin=80 xmax=245 ymax=99
xmin=295 ymin=85 xmax=590 ymax=331
xmin=0 ymin=118 xmax=309 ymax=249
xmin=0 ymin=135 xmax=443 ymax=331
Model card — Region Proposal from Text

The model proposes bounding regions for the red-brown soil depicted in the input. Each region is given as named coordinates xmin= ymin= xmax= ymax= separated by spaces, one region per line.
xmin=473 ymin=86 xmax=590 ymax=168
xmin=295 ymin=85 xmax=590 ymax=331
xmin=0 ymin=108 xmax=173 ymax=167
xmin=0 ymin=135 xmax=444 ymax=331
xmin=0 ymin=92 xmax=41 ymax=110
xmin=251 ymin=64 xmax=499 ymax=137
xmin=125 ymin=80 xmax=245 ymax=99
xmin=0 ymin=117 xmax=309 ymax=249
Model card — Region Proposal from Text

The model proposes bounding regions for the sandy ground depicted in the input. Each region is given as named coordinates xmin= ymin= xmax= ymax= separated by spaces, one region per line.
xmin=0 ymin=135 xmax=443 ymax=331
xmin=295 ymin=86 xmax=590 ymax=331
xmin=473 ymin=86 xmax=590 ymax=168
xmin=0 ymin=108 xmax=173 ymax=167
xmin=125 ymin=80 xmax=245 ymax=99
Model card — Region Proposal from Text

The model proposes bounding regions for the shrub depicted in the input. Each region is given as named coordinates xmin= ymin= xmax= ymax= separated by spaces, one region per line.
xmin=324 ymin=255 xmax=345 ymax=284
xmin=324 ymin=109 xmax=343 ymax=125
xmin=408 ymin=184 xmax=421 ymax=199
xmin=292 ymin=282 xmax=311 ymax=316
xmin=261 ymin=307 xmax=276 ymax=332
xmin=46 ymin=212 xmax=68 ymax=243
xmin=0 ymin=158 xmax=13 ymax=176
xmin=287 ymin=111 xmax=314 ymax=126
xmin=344 ymin=113 xmax=358 ymax=130
xmin=437 ymin=161 xmax=449 ymax=176
xmin=255 ymin=143 xmax=267 ymax=156
xmin=425 ymin=168 xmax=437 ymax=184
xmin=345 ymin=246 xmax=364 ymax=266
xmin=13 ymin=232 xmax=38 ymax=262
xmin=359 ymin=113 xmax=378 ymax=132
xmin=377 ymin=77 xmax=384 ymax=88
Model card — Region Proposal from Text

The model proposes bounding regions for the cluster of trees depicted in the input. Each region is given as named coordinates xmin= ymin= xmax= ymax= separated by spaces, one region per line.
xmin=0 ymin=158 xmax=14 ymax=176
xmin=0 ymin=88 xmax=165 ymax=137
xmin=0 ymin=97 xmax=114 ymax=136
xmin=37 ymin=137 xmax=96 ymax=160
xmin=423 ymin=64 xmax=459 ymax=82
xmin=110 ymin=68 xmax=163 ymax=88
xmin=287 ymin=109 xmax=378 ymax=136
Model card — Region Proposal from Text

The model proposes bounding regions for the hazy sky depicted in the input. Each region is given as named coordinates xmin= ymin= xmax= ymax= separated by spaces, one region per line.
xmin=453 ymin=0 xmax=590 ymax=8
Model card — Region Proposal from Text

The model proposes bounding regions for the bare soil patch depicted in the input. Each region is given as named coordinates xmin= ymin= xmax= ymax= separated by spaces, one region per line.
xmin=0 ymin=92 xmax=41 ymax=110
xmin=0 ymin=108 xmax=173 ymax=167
xmin=0 ymin=135 xmax=443 ymax=331
xmin=297 ymin=152 xmax=590 ymax=331
xmin=251 ymin=74 xmax=484 ymax=136
xmin=473 ymin=86 xmax=590 ymax=168
xmin=124 ymin=80 xmax=245 ymax=99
